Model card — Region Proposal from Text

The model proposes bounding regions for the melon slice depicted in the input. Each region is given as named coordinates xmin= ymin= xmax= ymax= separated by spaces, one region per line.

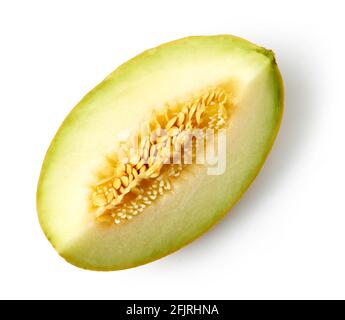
xmin=37 ymin=35 xmax=284 ymax=270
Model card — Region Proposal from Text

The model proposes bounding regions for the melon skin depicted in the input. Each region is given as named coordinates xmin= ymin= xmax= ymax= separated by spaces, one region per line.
xmin=37 ymin=35 xmax=284 ymax=271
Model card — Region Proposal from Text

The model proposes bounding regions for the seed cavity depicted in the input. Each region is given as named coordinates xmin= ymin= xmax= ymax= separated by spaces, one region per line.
xmin=91 ymin=87 xmax=231 ymax=225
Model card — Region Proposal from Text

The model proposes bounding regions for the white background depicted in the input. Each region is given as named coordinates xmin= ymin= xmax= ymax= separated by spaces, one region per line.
xmin=0 ymin=0 xmax=344 ymax=300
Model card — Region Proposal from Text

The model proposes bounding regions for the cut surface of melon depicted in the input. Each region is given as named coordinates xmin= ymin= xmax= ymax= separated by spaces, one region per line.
xmin=37 ymin=35 xmax=283 ymax=270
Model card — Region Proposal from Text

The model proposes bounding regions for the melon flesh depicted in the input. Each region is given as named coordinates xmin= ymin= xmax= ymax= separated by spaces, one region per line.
xmin=37 ymin=35 xmax=284 ymax=270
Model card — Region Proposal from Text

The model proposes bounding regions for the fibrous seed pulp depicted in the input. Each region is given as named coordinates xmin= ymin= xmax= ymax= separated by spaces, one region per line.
xmin=91 ymin=87 xmax=232 ymax=225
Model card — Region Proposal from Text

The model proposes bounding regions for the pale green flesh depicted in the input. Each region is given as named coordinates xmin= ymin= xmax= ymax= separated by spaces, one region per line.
xmin=37 ymin=35 xmax=283 ymax=270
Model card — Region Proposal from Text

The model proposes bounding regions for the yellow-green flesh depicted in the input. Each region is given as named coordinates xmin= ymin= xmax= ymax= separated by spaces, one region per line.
xmin=37 ymin=35 xmax=283 ymax=270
